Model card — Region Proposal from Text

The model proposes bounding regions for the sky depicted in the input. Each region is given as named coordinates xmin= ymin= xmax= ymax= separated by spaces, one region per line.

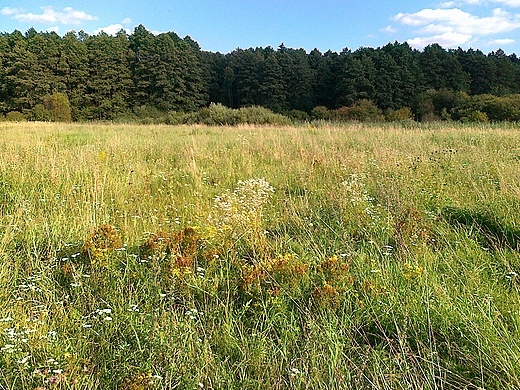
xmin=1 ymin=0 xmax=520 ymax=54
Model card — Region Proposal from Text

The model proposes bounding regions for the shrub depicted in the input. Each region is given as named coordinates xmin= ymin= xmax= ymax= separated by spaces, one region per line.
xmin=311 ymin=106 xmax=332 ymax=120
xmin=386 ymin=107 xmax=413 ymax=122
xmin=192 ymin=103 xmax=292 ymax=126
xmin=29 ymin=104 xmax=52 ymax=122
xmin=287 ymin=109 xmax=310 ymax=122
xmin=452 ymin=94 xmax=520 ymax=122
xmin=238 ymin=106 xmax=292 ymax=126
xmin=83 ymin=224 xmax=122 ymax=267
xmin=43 ymin=92 xmax=72 ymax=122
xmin=165 ymin=111 xmax=188 ymax=125
xmin=195 ymin=103 xmax=240 ymax=125
xmin=461 ymin=110 xmax=489 ymax=123
xmin=5 ymin=111 xmax=26 ymax=122
xmin=333 ymin=100 xmax=384 ymax=122
xmin=133 ymin=105 xmax=166 ymax=124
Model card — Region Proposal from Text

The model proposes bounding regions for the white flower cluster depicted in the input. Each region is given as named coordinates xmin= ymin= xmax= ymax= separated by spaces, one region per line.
xmin=341 ymin=174 xmax=373 ymax=207
xmin=209 ymin=178 xmax=275 ymax=236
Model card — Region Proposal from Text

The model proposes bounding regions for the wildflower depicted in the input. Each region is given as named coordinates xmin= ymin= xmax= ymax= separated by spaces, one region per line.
xmin=1 ymin=344 xmax=16 ymax=353
xmin=17 ymin=354 xmax=31 ymax=365
xmin=209 ymin=178 xmax=274 ymax=239
xmin=403 ymin=262 xmax=423 ymax=280
xmin=83 ymin=224 xmax=122 ymax=266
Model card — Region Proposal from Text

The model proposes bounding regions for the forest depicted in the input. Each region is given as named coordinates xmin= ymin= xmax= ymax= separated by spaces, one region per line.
xmin=1 ymin=24 xmax=520 ymax=122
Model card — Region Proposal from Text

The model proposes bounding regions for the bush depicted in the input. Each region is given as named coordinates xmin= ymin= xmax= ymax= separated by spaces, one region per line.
xmin=165 ymin=111 xmax=188 ymax=125
xmin=287 ymin=109 xmax=310 ymax=122
xmin=413 ymin=89 xmax=469 ymax=122
xmin=311 ymin=106 xmax=332 ymax=120
xmin=238 ymin=106 xmax=292 ymax=126
xmin=333 ymin=100 xmax=384 ymax=122
xmin=453 ymin=94 xmax=520 ymax=122
xmin=192 ymin=103 xmax=292 ymax=126
xmin=43 ymin=92 xmax=72 ymax=122
xmin=5 ymin=111 xmax=26 ymax=122
xmin=386 ymin=107 xmax=413 ymax=122
xmin=133 ymin=105 xmax=167 ymax=124
xmin=29 ymin=104 xmax=52 ymax=122
xmin=190 ymin=103 xmax=238 ymax=125
xmin=461 ymin=110 xmax=489 ymax=123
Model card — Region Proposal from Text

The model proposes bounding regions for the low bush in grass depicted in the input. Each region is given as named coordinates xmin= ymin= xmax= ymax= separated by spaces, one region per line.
xmin=190 ymin=103 xmax=292 ymax=126
xmin=5 ymin=111 xmax=26 ymax=122
xmin=386 ymin=107 xmax=414 ymax=122
xmin=311 ymin=105 xmax=333 ymax=120
xmin=333 ymin=99 xmax=385 ymax=122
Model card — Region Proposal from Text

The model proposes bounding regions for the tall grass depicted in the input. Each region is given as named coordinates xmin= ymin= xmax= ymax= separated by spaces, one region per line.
xmin=1 ymin=121 xmax=519 ymax=389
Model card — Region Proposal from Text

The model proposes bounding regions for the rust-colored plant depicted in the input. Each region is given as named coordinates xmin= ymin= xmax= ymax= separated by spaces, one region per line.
xmin=83 ymin=224 xmax=122 ymax=266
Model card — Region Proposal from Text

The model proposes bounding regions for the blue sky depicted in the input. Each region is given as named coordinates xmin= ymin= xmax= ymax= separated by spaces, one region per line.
xmin=1 ymin=0 xmax=520 ymax=54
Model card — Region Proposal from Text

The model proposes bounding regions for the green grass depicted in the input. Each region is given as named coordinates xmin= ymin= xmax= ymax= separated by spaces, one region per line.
xmin=1 ymin=121 xmax=520 ymax=389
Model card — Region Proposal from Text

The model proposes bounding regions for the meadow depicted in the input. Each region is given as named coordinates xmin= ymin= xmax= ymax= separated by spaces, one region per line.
xmin=1 ymin=121 xmax=520 ymax=389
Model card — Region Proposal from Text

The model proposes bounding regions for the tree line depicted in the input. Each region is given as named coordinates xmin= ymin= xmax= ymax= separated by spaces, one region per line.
xmin=1 ymin=24 xmax=519 ymax=122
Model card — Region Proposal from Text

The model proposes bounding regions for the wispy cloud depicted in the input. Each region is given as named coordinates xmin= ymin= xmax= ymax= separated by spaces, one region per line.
xmin=492 ymin=0 xmax=520 ymax=6
xmin=380 ymin=25 xmax=397 ymax=33
xmin=394 ymin=6 xmax=520 ymax=48
xmin=487 ymin=38 xmax=516 ymax=45
xmin=0 ymin=7 xmax=21 ymax=16
xmin=443 ymin=0 xmax=520 ymax=6
xmin=2 ymin=6 xmax=97 ymax=25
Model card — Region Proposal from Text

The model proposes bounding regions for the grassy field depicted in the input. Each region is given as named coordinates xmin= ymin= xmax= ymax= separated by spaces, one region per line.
xmin=1 ymin=121 xmax=520 ymax=389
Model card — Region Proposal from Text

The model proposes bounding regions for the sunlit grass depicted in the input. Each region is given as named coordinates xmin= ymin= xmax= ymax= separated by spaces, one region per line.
xmin=1 ymin=121 xmax=520 ymax=389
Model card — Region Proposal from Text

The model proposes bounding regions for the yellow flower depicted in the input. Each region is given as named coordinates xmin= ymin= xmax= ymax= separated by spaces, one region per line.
xmin=403 ymin=262 xmax=423 ymax=280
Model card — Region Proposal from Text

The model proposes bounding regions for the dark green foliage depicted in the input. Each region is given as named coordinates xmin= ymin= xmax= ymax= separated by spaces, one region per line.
xmin=259 ymin=51 xmax=286 ymax=112
xmin=452 ymin=94 xmax=520 ymax=122
xmin=81 ymin=32 xmax=133 ymax=120
xmin=420 ymin=44 xmax=470 ymax=92
xmin=0 ymin=28 xmax=520 ymax=122
xmin=413 ymin=89 xmax=470 ymax=121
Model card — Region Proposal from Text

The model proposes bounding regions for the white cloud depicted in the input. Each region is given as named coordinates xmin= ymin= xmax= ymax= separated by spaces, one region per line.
xmin=381 ymin=25 xmax=397 ymax=33
xmin=395 ymin=7 xmax=520 ymax=48
xmin=121 ymin=18 xmax=132 ymax=25
xmin=490 ymin=0 xmax=520 ymax=6
xmin=94 ymin=24 xmax=130 ymax=36
xmin=7 ymin=6 xmax=97 ymax=25
xmin=450 ymin=0 xmax=520 ymax=5
xmin=487 ymin=38 xmax=516 ymax=45
xmin=45 ymin=26 xmax=59 ymax=34
xmin=407 ymin=32 xmax=473 ymax=48
xmin=397 ymin=8 xmax=520 ymax=35
xmin=0 ymin=7 xmax=21 ymax=16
